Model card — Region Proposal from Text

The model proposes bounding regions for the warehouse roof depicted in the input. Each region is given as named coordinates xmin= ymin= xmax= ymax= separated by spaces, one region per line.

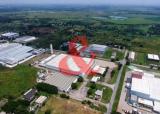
xmin=1 ymin=32 xmax=19 ymax=37
xmin=131 ymin=72 xmax=160 ymax=101
xmin=85 ymin=44 xmax=107 ymax=53
xmin=14 ymin=36 xmax=37 ymax=43
xmin=41 ymin=54 xmax=94 ymax=76
xmin=44 ymin=71 xmax=77 ymax=92
xmin=0 ymin=43 xmax=34 ymax=67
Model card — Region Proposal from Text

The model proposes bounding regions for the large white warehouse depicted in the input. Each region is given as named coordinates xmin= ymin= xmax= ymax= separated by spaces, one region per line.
xmin=0 ymin=43 xmax=35 ymax=67
xmin=40 ymin=54 xmax=95 ymax=76
xmin=130 ymin=71 xmax=160 ymax=113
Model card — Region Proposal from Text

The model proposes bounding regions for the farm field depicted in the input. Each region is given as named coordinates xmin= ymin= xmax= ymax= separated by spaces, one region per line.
xmin=0 ymin=65 xmax=37 ymax=99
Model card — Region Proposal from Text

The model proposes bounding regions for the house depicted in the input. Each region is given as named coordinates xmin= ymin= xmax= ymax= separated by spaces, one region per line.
xmin=35 ymin=96 xmax=47 ymax=107
xmin=95 ymin=90 xmax=103 ymax=100
xmin=91 ymin=76 xmax=100 ymax=83
xmin=1 ymin=32 xmax=19 ymax=40
xmin=147 ymin=54 xmax=160 ymax=61
xmin=128 ymin=51 xmax=135 ymax=61
xmin=23 ymin=89 xmax=37 ymax=102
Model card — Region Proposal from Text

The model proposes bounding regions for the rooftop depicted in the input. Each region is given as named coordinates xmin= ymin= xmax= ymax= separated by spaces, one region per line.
xmin=131 ymin=72 xmax=160 ymax=101
xmin=44 ymin=71 xmax=77 ymax=92
xmin=40 ymin=54 xmax=94 ymax=76
xmin=14 ymin=36 xmax=37 ymax=43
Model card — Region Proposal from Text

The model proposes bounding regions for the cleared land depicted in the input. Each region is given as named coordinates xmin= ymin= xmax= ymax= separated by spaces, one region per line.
xmin=0 ymin=65 xmax=37 ymax=99
xmin=38 ymin=96 xmax=101 ymax=114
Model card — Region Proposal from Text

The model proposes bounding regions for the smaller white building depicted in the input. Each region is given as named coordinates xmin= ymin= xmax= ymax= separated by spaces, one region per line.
xmin=1 ymin=32 xmax=19 ymax=40
xmin=128 ymin=51 xmax=135 ymax=61
xmin=14 ymin=36 xmax=37 ymax=44
xmin=91 ymin=76 xmax=100 ymax=83
xmin=35 ymin=96 xmax=47 ymax=107
xmin=147 ymin=54 xmax=160 ymax=61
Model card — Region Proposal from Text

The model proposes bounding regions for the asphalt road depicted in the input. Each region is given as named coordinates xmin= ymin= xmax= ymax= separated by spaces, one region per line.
xmin=105 ymin=50 xmax=128 ymax=114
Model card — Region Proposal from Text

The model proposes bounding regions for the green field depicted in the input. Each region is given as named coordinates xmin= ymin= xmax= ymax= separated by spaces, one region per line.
xmin=104 ymin=48 xmax=124 ymax=60
xmin=133 ymin=52 xmax=160 ymax=65
xmin=107 ymin=68 xmax=119 ymax=84
xmin=87 ymin=83 xmax=112 ymax=103
xmin=0 ymin=65 xmax=37 ymax=99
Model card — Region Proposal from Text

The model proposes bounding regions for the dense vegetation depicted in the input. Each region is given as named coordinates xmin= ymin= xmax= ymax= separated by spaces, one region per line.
xmin=36 ymin=83 xmax=58 ymax=94
xmin=0 ymin=6 xmax=160 ymax=54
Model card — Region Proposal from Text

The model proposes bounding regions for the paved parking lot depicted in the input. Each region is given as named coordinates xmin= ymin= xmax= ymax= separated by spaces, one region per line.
xmin=94 ymin=59 xmax=117 ymax=69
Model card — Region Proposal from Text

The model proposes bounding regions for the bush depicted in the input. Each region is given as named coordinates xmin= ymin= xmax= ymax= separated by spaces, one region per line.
xmin=60 ymin=94 xmax=70 ymax=99
xmin=87 ymin=88 xmax=94 ymax=96
xmin=71 ymin=83 xmax=78 ymax=89
xmin=78 ymin=77 xmax=84 ymax=82
xmin=36 ymin=83 xmax=58 ymax=94
xmin=2 ymin=99 xmax=29 ymax=114
xmin=111 ymin=70 xmax=115 ymax=78
xmin=90 ymin=83 xmax=96 ymax=89
xmin=45 ymin=109 xmax=51 ymax=114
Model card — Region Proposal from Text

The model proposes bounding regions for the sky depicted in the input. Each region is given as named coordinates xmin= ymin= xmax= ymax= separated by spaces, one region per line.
xmin=0 ymin=0 xmax=160 ymax=6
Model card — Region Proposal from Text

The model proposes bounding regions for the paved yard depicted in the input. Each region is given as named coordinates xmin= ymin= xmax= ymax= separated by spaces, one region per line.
xmin=94 ymin=59 xmax=117 ymax=69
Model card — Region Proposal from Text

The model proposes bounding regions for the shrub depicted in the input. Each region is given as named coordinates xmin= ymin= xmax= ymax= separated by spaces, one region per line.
xmin=71 ymin=83 xmax=78 ymax=89
xmin=90 ymin=83 xmax=96 ymax=89
xmin=45 ymin=109 xmax=51 ymax=114
xmin=60 ymin=94 xmax=70 ymax=99
xmin=87 ymin=88 xmax=94 ymax=96
xmin=36 ymin=83 xmax=58 ymax=94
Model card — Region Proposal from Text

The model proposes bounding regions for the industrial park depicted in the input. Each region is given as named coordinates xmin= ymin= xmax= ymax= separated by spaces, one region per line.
xmin=0 ymin=4 xmax=160 ymax=114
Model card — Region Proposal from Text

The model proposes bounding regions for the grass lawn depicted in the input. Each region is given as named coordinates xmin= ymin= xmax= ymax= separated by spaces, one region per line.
xmin=101 ymin=87 xmax=112 ymax=103
xmin=107 ymin=68 xmax=119 ymax=84
xmin=112 ymin=65 xmax=127 ymax=114
xmin=103 ymin=48 xmax=124 ymax=60
xmin=133 ymin=52 xmax=147 ymax=65
xmin=133 ymin=52 xmax=160 ymax=65
xmin=87 ymin=83 xmax=112 ymax=103
xmin=0 ymin=64 xmax=37 ymax=99
xmin=38 ymin=96 xmax=101 ymax=114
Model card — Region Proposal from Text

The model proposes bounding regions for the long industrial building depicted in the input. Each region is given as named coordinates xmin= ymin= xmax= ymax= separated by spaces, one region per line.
xmin=130 ymin=71 xmax=160 ymax=113
xmin=40 ymin=54 xmax=95 ymax=76
xmin=0 ymin=43 xmax=35 ymax=67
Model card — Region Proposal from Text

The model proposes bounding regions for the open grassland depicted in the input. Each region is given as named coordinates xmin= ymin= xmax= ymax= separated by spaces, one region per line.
xmin=107 ymin=17 xmax=160 ymax=24
xmin=38 ymin=96 xmax=101 ymax=114
xmin=131 ymin=37 xmax=160 ymax=53
xmin=0 ymin=65 xmax=37 ymax=99
xmin=133 ymin=52 xmax=160 ymax=65
xmin=103 ymin=48 xmax=124 ymax=60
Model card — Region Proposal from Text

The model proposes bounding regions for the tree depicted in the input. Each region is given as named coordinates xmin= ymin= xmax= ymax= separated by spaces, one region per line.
xmin=45 ymin=109 xmax=51 ymax=114
xmin=111 ymin=70 xmax=115 ymax=78
xmin=90 ymin=83 xmax=96 ymax=89
xmin=71 ymin=83 xmax=78 ymax=89
xmin=36 ymin=83 xmax=58 ymax=94
xmin=87 ymin=89 xmax=94 ymax=96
